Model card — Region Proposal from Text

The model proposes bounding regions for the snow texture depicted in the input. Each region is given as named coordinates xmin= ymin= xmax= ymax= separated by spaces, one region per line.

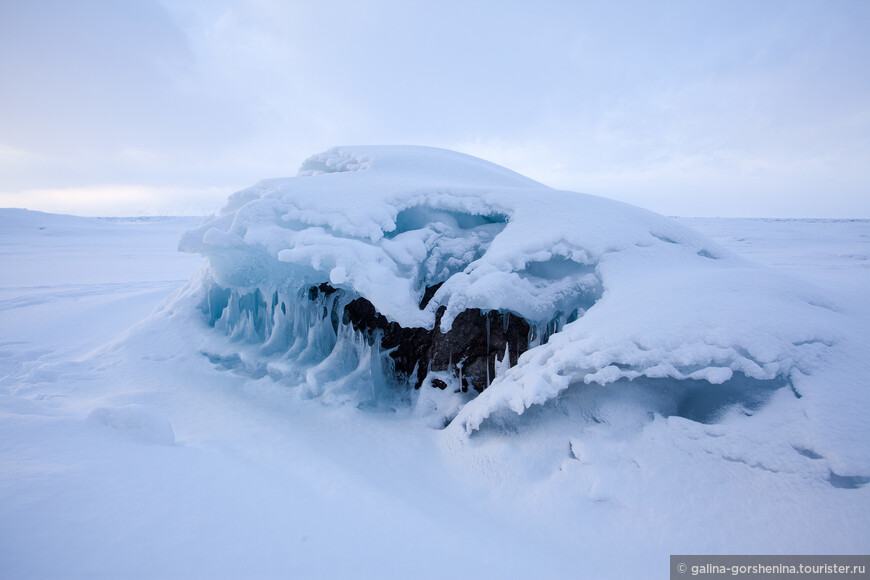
xmin=2 ymin=205 xmax=869 ymax=579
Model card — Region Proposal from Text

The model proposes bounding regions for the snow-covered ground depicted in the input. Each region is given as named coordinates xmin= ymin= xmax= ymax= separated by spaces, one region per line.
xmin=1 ymin=205 xmax=868 ymax=578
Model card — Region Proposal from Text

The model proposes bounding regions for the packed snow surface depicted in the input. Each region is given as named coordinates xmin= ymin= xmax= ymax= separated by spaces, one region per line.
xmin=1 ymin=149 xmax=869 ymax=578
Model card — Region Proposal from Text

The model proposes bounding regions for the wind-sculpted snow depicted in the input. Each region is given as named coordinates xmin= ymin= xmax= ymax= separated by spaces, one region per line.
xmin=179 ymin=146 xmax=841 ymax=429
xmin=452 ymin=249 xmax=841 ymax=433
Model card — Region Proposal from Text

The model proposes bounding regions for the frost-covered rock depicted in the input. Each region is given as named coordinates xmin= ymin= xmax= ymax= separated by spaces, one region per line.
xmin=180 ymin=145 xmax=840 ymax=426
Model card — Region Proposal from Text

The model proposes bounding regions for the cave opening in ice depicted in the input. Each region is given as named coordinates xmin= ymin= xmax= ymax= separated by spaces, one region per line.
xmin=468 ymin=372 xmax=793 ymax=442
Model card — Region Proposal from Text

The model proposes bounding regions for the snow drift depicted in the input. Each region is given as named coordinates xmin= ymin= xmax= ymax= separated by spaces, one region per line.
xmin=179 ymin=145 xmax=840 ymax=430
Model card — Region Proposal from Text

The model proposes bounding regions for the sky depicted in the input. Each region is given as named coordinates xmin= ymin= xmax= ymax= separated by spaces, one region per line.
xmin=0 ymin=0 xmax=868 ymax=217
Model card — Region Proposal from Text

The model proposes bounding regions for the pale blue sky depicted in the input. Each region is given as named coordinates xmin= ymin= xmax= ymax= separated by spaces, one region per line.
xmin=1 ymin=0 xmax=868 ymax=216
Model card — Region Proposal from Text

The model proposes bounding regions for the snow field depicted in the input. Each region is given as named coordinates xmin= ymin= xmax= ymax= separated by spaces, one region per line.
xmin=1 ymin=152 xmax=869 ymax=577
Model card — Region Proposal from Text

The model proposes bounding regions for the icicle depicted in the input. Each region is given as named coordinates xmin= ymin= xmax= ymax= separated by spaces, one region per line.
xmin=528 ymin=324 xmax=540 ymax=349
xmin=254 ymin=289 xmax=263 ymax=339
xmin=369 ymin=330 xmax=386 ymax=404
xmin=457 ymin=360 xmax=463 ymax=390
xmin=503 ymin=311 xmax=510 ymax=335
xmin=486 ymin=312 xmax=491 ymax=355
xmin=305 ymin=320 xmax=363 ymax=399
xmin=495 ymin=343 xmax=510 ymax=379
xmin=410 ymin=361 xmax=420 ymax=389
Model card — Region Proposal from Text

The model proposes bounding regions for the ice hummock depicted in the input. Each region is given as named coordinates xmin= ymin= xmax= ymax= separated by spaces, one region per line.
xmin=179 ymin=145 xmax=842 ymax=427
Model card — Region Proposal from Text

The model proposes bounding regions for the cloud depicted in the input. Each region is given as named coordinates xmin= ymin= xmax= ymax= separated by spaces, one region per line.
xmin=0 ymin=0 xmax=867 ymax=216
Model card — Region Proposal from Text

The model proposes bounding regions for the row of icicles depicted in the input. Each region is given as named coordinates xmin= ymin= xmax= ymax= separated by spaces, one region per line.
xmin=202 ymin=283 xmax=577 ymax=404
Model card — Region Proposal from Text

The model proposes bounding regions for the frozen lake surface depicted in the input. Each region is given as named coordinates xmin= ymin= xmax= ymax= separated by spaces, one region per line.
xmin=1 ymin=208 xmax=868 ymax=579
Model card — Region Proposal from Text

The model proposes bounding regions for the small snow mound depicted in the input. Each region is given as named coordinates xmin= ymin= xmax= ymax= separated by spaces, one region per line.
xmin=298 ymin=147 xmax=371 ymax=176
xmin=87 ymin=405 xmax=176 ymax=446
